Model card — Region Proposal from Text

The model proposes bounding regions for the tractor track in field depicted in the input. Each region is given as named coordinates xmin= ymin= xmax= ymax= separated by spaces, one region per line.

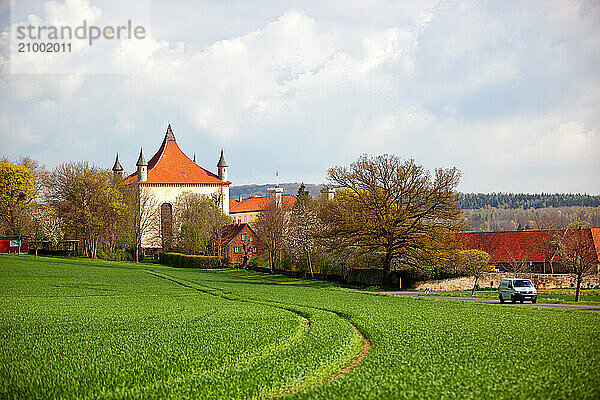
xmin=145 ymin=269 xmax=371 ymax=395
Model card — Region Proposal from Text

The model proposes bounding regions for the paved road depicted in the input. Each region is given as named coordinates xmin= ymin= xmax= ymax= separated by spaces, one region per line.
xmin=383 ymin=292 xmax=600 ymax=311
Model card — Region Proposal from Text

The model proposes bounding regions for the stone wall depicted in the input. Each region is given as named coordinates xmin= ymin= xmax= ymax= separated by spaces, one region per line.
xmin=413 ymin=272 xmax=600 ymax=291
xmin=246 ymin=266 xmax=403 ymax=287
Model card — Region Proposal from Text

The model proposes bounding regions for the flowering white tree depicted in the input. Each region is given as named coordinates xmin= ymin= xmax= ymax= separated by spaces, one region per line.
xmin=287 ymin=197 xmax=322 ymax=277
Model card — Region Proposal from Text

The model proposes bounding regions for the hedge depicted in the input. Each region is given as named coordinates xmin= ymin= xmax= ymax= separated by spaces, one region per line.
xmin=159 ymin=252 xmax=223 ymax=269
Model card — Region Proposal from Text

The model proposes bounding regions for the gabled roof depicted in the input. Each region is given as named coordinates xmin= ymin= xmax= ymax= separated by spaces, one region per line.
xmin=124 ymin=126 xmax=230 ymax=185
xmin=229 ymin=194 xmax=297 ymax=214
xmin=221 ymin=223 xmax=256 ymax=245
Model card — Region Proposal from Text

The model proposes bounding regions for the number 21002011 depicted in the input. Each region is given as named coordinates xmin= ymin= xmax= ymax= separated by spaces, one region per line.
xmin=18 ymin=42 xmax=72 ymax=52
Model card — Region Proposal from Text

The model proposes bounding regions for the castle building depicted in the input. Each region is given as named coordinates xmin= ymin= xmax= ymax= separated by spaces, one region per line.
xmin=113 ymin=124 xmax=230 ymax=252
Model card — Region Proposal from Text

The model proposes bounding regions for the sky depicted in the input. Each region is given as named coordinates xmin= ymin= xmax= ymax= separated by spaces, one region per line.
xmin=0 ymin=0 xmax=599 ymax=193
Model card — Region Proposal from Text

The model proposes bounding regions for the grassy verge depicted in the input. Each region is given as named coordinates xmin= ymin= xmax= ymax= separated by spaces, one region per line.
xmin=419 ymin=289 xmax=600 ymax=305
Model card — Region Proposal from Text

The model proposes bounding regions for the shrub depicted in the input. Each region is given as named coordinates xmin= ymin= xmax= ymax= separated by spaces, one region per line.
xmin=97 ymin=248 xmax=132 ymax=261
xmin=250 ymin=256 xmax=268 ymax=268
xmin=159 ymin=252 xmax=223 ymax=269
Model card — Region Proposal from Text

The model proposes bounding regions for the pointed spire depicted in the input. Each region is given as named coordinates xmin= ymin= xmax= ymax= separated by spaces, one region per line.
xmin=112 ymin=153 xmax=123 ymax=171
xmin=165 ymin=123 xmax=176 ymax=141
xmin=217 ymin=149 xmax=228 ymax=167
xmin=136 ymin=147 xmax=147 ymax=166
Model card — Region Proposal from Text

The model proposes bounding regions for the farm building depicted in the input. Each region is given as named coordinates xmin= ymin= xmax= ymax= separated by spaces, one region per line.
xmin=221 ymin=223 xmax=263 ymax=266
xmin=458 ymin=228 xmax=600 ymax=274
xmin=0 ymin=237 xmax=28 ymax=254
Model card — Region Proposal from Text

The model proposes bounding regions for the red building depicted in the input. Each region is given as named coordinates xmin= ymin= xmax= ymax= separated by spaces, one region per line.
xmin=458 ymin=228 xmax=600 ymax=273
xmin=0 ymin=237 xmax=28 ymax=254
xmin=229 ymin=189 xmax=296 ymax=224
xmin=221 ymin=223 xmax=263 ymax=266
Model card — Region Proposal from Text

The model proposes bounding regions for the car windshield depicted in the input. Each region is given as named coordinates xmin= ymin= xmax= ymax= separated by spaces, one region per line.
xmin=514 ymin=280 xmax=532 ymax=287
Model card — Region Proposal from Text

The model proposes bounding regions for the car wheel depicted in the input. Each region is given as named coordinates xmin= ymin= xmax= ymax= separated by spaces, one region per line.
xmin=532 ymin=299 xmax=537 ymax=304
xmin=511 ymin=295 xmax=516 ymax=303
xmin=519 ymin=299 xmax=524 ymax=304
xmin=499 ymin=295 xmax=504 ymax=304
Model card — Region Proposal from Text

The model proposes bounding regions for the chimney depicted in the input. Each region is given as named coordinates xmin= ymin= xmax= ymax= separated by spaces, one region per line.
xmin=238 ymin=195 xmax=243 ymax=202
xmin=320 ymin=186 xmax=335 ymax=200
xmin=267 ymin=186 xmax=283 ymax=206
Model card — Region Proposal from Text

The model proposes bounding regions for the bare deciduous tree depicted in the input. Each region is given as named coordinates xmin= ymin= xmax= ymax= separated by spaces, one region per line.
xmin=319 ymin=154 xmax=464 ymax=285
xmin=255 ymin=197 xmax=291 ymax=272
xmin=127 ymin=184 xmax=160 ymax=262
xmin=49 ymin=162 xmax=127 ymax=258
xmin=558 ymin=222 xmax=598 ymax=302
xmin=456 ymin=249 xmax=492 ymax=295
xmin=505 ymin=244 xmax=532 ymax=274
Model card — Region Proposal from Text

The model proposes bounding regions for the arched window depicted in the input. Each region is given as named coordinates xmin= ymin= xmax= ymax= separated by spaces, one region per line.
xmin=161 ymin=203 xmax=173 ymax=249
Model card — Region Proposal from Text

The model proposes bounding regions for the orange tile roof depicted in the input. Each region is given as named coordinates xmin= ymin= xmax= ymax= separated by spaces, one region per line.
xmin=123 ymin=127 xmax=229 ymax=185
xmin=229 ymin=194 xmax=296 ymax=214
xmin=458 ymin=229 xmax=600 ymax=263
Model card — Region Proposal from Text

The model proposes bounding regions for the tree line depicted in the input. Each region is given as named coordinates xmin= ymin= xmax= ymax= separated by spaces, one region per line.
xmin=251 ymin=155 xmax=599 ymax=295
xmin=253 ymin=155 xmax=477 ymax=285
xmin=2 ymin=154 xmax=597 ymax=298
xmin=0 ymin=157 xmax=230 ymax=261
xmin=459 ymin=192 xmax=600 ymax=209
xmin=463 ymin=206 xmax=600 ymax=231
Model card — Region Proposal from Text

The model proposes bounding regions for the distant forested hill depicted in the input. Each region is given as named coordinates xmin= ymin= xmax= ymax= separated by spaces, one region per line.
xmin=459 ymin=193 xmax=600 ymax=209
xmin=232 ymin=184 xmax=600 ymax=209
xmin=230 ymin=183 xmax=326 ymax=199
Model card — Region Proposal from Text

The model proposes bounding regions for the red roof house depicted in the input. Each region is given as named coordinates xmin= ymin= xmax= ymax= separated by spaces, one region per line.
xmin=221 ymin=223 xmax=263 ymax=266
xmin=229 ymin=191 xmax=296 ymax=224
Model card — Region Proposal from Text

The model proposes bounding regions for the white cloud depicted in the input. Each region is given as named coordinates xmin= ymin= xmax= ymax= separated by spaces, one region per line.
xmin=1 ymin=0 xmax=599 ymax=193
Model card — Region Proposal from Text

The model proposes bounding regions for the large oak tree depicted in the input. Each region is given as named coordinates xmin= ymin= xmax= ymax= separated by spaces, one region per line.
xmin=320 ymin=154 xmax=464 ymax=284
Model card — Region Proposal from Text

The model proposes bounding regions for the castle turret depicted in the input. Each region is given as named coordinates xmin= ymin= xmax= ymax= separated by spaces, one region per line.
xmin=136 ymin=148 xmax=148 ymax=182
xmin=217 ymin=149 xmax=228 ymax=181
xmin=112 ymin=153 xmax=124 ymax=179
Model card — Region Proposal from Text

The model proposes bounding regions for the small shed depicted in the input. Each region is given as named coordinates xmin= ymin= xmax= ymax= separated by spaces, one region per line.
xmin=0 ymin=237 xmax=29 ymax=254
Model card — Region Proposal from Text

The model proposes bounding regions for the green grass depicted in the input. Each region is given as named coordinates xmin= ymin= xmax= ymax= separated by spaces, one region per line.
xmin=419 ymin=289 xmax=600 ymax=305
xmin=1 ymin=255 xmax=599 ymax=399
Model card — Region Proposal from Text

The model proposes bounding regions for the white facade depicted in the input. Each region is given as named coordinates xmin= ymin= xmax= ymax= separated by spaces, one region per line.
xmin=140 ymin=183 xmax=230 ymax=248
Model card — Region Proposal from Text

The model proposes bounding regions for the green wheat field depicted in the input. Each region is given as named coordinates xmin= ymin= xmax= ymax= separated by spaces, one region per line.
xmin=1 ymin=254 xmax=599 ymax=399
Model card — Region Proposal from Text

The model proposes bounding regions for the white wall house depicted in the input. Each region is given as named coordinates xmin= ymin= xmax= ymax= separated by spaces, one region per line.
xmin=112 ymin=124 xmax=230 ymax=252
